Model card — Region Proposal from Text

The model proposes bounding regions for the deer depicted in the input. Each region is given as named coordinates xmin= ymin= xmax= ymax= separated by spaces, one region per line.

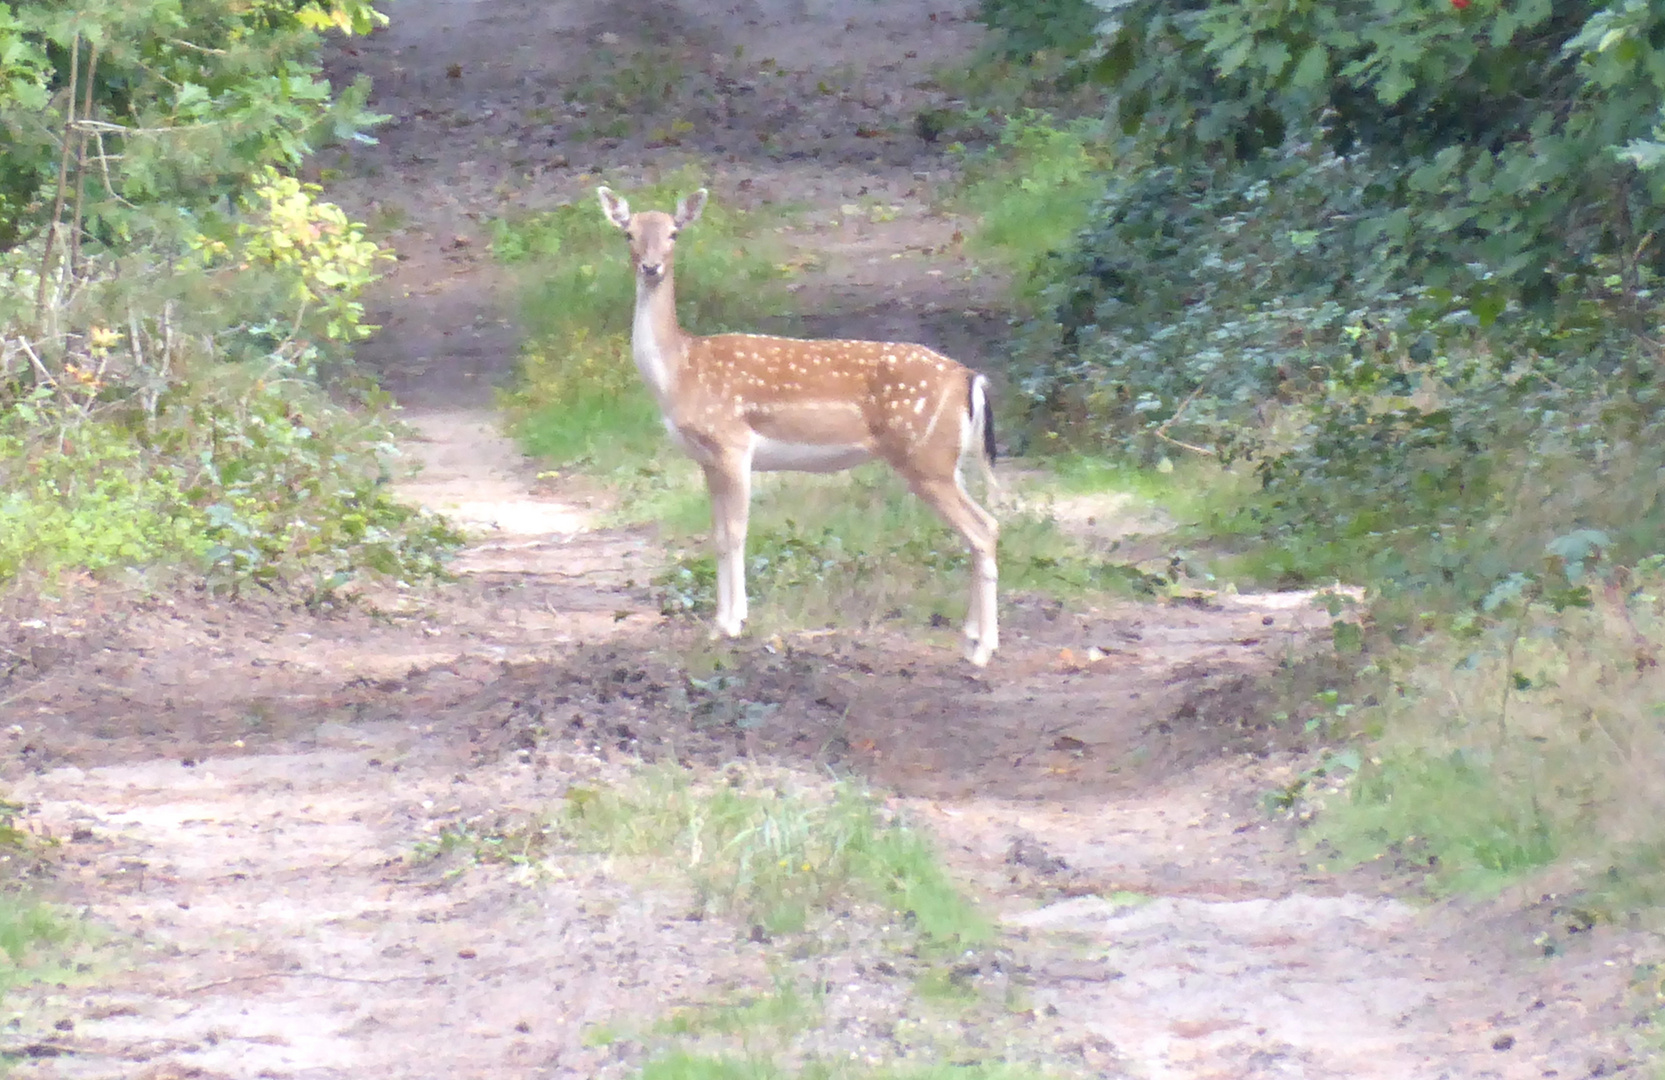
xmin=597 ymin=186 xmax=1000 ymax=665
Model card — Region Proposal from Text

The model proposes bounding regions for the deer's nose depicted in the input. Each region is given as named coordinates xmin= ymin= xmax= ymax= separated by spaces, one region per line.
xmin=639 ymin=261 xmax=664 ymax=279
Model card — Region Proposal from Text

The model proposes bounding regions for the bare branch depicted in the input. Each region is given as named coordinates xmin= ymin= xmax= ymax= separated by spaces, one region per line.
xmin=1153 ymin=380 xmax=1218 ymax=457
xmin=36 ymin=33 xmax=80 ymax=321
xmin=69 ymin=43 xmax=100 ymax=279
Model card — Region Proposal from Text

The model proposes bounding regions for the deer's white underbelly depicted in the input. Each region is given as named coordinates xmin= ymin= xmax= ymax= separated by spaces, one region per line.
xmin=750 ymin=434 xmax=872 ymax=473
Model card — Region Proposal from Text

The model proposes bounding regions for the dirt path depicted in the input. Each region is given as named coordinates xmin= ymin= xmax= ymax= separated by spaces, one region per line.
xmin=0 ymin=1 xmax=1651 ymax=1078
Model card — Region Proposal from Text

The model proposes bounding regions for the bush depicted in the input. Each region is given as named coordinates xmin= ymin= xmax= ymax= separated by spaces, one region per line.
xmin=1308 ymin=557 xmax=1665 ymax=907
xmin=0 ymin=2 xmax=455 ymax=596
xmin=1012 ymin=2 xmax=1665 ymax=596
xmin=0 ymin=1 xmax=386 ymax=254
xmin=973 ymin=0 xmax=1103 ymax=62
xmin=0 ymin=169 xmax=459 ymax=594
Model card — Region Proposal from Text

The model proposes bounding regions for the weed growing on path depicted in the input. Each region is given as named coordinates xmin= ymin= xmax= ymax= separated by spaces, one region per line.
xmin=635 ymin=1055 xmax=1053 ymax=1080
xmin=563 ymin=766 xmax=987 ymax=945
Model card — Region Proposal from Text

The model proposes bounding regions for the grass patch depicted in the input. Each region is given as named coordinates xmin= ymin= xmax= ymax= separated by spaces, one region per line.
xmin=658 ymin=974 xmax=820 ymax=1039
xmin=496 ymin=166 xmax=794 ymax=476
xmin=564 ymin=766 xmax=987 ymax=945
xmin=1302 ymin=563 xmax=1665 ymax=908
xmin=637 ymin=1054 xmax=1053 ymax=1080
xmin=950 ymin=112 xmax=1111 ymax=308
xmin=0 ymin=895 xmax=73 ymax=993
xmin=652 ymin=467 xmax=1159 ymax=633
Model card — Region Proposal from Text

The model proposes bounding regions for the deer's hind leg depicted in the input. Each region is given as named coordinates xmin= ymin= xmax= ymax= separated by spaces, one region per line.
xmin=908 ymin=473 xmax=999 ymax=666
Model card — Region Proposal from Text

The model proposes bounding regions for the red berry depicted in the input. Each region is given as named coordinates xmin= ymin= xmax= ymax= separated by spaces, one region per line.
xmin=1451 ymin=0 xmax=1471 ymax=8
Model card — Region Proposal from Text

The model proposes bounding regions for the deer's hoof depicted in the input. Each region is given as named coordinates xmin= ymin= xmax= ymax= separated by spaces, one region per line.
xmin=964 ymin=638 xmax=995 ymax=667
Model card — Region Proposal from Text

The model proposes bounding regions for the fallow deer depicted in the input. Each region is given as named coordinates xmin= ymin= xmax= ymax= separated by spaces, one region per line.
xmin=597 ymin=186 xmax=999 ymax=665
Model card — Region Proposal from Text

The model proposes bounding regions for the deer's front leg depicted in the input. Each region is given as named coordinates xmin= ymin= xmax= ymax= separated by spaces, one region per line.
xmin=703 ymin=458 xmax=752 ymax=638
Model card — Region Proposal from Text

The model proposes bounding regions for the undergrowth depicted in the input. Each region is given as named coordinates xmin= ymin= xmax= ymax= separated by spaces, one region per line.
xmin=1292 ymin=556 xmax=1665 ymax=915
xmin=950 ymin=112 xmax=1111 ymax=310
xmin=2 ymin=172 xmax=461 ymax=598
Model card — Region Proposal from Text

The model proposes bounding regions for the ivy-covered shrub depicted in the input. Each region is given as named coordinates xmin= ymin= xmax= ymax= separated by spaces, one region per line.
xmin=1012 ymin=0 xmax=1665 ymax=591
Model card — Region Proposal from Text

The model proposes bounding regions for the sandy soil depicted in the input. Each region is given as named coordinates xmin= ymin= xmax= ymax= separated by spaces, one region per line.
xmin=0 ymin=1 xmax=1655 ymax=1077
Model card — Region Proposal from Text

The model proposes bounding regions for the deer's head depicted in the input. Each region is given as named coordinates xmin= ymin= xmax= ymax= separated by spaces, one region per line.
xmin=597 ymin=187 xmax=707 ymax=283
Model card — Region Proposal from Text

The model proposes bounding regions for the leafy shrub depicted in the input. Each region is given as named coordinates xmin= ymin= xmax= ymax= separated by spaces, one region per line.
xmin=0 ymin=416 xmax=203 ymax=580
xmin=0 ymin=363 xmax=460 ymax=594
xmin=0 ymin=0 xmax=386 ymax=254
xmin=973 ymin=0 xmax=1103 ymax=62
xmin=1092 ymin=1 xmax=1665 ymax=313
xmin=1015 ymin=18 xmax=1665 ymax=593
xmin=0 ymin=1 xmax=452 ymax=596
xmin=0 ymin=170 xmax=460 ymax=593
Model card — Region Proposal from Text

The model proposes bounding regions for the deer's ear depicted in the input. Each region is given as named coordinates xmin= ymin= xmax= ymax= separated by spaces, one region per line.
xmin=674 ymin=188 xmax=708 ymax=229
xmin=597 ymin=186 xmax=631 ymax=229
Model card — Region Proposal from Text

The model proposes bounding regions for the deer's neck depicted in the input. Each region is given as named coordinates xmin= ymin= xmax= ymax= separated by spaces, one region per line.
xmin=631 ymin=271 xmax=687 ymax=406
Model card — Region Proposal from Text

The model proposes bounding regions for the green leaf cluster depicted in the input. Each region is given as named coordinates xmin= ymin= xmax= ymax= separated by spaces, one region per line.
xmin=0 ymin=0 xmax=386 ymax=251
xmin=1007 ymin=1 xmax=1665 ymax=602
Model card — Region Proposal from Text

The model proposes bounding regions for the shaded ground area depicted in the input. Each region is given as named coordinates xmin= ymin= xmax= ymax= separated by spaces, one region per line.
xmin=1 ymin=0 xmax=1658 ymax=1077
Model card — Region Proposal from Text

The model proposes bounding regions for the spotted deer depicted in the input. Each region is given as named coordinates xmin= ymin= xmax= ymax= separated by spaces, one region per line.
xmin=597 ymin=186 xmax=999 ymax=665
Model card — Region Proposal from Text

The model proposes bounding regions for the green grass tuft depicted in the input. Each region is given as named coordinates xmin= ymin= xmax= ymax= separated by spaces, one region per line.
xmin=950 ymin=112 xmax=1111 ymax=308
xmin=1301 ymin=564 xmax=1665 ymax=910
xmin=564 ymin=767 xmax=988 ymax=945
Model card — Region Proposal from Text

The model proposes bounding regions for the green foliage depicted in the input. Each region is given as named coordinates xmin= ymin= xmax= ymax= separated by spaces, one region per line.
xmin=1326 ymin=748 xmax=1558 ymax=891
xmin=952 ymin=112 xmax=1111 ymax=308
xmin=0 ymin=0 xmax=386 ymax=253
xmin=0 ymin=364 xmax=460 ymax=593
xmin=0 ymin=1 xmax=450 ymax=595
xmin=1010 ymin=1 xmax=1665 ymax=601
xmin=564 ymin=768 xmax=988 ymax=945
xmin=511 ymin=330 xmax=665 ymax=473
xmin=0 ymin=415 xmax=203 ymax=580
xmin=1300 ymin=559 xmax=1665 ymax=905
xmin=973 ymin=0 xmax=1103 ymax=62
xmin=191 ymin=169 xmax=393 ymax=342
xmin=175 ymin=371 xmax=461 ymax=594
xmin=1093 ymin=0 xmax=1665 ymax=312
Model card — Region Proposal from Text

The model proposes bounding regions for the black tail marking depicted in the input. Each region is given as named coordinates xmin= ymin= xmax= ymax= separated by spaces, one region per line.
xmin=969 ymin=376 xmax=996 ymax=465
